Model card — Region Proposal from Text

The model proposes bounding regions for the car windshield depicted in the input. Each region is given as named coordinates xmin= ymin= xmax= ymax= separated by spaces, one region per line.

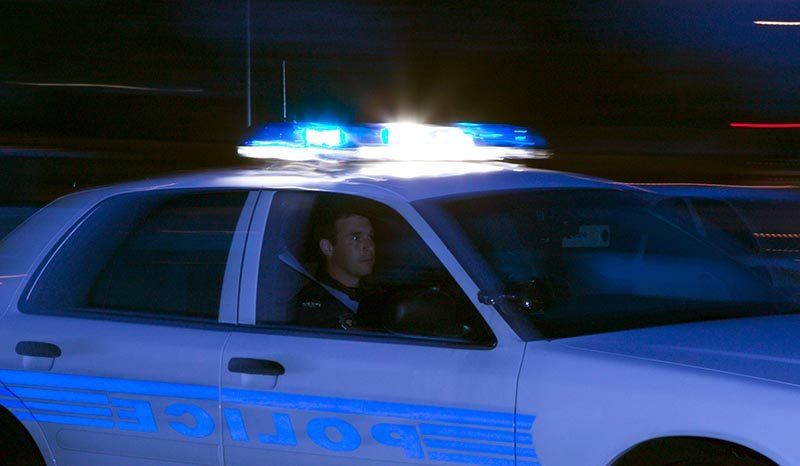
xmin=416 ymin=189 xmax=795 ymax=338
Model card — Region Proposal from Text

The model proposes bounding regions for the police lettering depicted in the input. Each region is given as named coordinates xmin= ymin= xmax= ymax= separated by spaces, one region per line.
xmin=307 ymin=417 xmax=361 ymax=451
xmin=166 ymin=403 xmax=215 ymax=438
xmin=107 ymin=399 xmax=426 ymax=457
xmin=111 ymin=398 xmax=157 ymax=433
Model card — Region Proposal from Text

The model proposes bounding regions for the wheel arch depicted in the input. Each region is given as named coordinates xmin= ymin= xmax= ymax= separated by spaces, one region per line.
xmin=609 ymin=435 xmax=779 ymax=466
xmin=0 ymin=403 xmax=50 ymax=465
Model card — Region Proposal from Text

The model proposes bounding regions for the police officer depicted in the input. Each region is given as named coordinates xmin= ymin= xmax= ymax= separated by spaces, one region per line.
xmin=289 ymin=207 xmax=376 ymax=329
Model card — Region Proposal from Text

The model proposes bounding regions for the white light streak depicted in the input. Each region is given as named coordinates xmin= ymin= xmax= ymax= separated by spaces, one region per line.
xmin=358 ymin=162 xmax=505 ymax=179
xmin=237 ymin=146 xmax=331 ymax=161
xmin=238 ymin=145 xmax=547 ymax=162
xmin=754 ymin=20 xmax=800 ymax=26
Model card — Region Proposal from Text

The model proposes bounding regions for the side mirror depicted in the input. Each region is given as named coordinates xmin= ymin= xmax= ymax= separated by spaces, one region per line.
xmin=479 ymin=277 xmax=564 ymax=315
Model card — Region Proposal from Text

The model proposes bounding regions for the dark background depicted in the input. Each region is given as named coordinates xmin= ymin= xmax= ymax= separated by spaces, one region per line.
xmin=1 ymin=0 xmax=799 ymax=204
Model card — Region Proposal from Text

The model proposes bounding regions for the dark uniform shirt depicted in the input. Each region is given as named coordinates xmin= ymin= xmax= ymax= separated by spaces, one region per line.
xmin=289 ymin=270 xmax=364 ymax=329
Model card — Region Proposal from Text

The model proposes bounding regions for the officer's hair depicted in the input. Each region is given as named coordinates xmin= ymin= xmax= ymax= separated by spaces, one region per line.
xmin=315 ymin=202 xmax=370 ymax=246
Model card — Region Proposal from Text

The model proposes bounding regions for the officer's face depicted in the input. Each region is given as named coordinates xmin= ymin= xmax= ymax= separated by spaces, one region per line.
xmin=326 ymin=215 xmax=375 ymax=283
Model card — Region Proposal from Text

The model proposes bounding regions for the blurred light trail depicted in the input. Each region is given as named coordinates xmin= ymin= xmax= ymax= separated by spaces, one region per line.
xmin=158 ymin=230 xmax=235 ymax=235
xmin=754 ymin=20 xmax=800 ymax=26
xmin=730 ymin=123 xmax=800 ymax=128
xmin=754 ymin=233 xmax=800 ymax=239
xmin=0 ymin=146 xmax=98 ymax=158
xmin=629 ymin=182 xmax=799 ymax=189
xmin=5 ymin=81 xmax=203 ymax=93
xmin=144 ymin=183 xmax=178 ymax=191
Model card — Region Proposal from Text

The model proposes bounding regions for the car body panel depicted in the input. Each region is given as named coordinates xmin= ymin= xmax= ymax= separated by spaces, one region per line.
xmin=220 ymin=184 xmax=528 ymax=465
xmin=519 ymin=336 xmax=797 ymax=465
xmin=220 ymin=332 xmax=528 ymax=465
xmin=0 ymin=322 xmax=228 ymax=466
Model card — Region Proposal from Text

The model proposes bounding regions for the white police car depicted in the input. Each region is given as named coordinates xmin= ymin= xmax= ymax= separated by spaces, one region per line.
xmin=0 ymin=122 xmax=795 ymax=465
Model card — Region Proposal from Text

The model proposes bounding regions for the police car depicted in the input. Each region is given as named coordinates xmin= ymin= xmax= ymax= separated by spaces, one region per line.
xmin=0 ymin=122 xmax=794 ymax=466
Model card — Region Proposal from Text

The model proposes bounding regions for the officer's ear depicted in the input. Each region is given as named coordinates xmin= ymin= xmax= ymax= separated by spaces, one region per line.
xmin=320 ymin=238 xmax=334 ymax=258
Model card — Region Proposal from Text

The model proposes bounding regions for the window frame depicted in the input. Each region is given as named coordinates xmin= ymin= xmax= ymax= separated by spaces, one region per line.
xmin=235 ymin=189 xmax=500 ymax=348
xmin=19 ymin=188 xmax=259 ymax=327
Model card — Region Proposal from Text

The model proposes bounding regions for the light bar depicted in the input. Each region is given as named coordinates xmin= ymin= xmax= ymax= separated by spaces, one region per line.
xmin=238 ymin=122 xmax=552 ymax=161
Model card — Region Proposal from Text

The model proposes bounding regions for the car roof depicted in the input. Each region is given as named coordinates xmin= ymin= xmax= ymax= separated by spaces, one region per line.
xmin=92 ymin=161 xmax=634 ymax=203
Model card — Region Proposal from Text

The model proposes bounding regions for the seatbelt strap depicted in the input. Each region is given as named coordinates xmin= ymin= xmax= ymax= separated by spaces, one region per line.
xmin=278 ymin=250 xmax=359 ymax=312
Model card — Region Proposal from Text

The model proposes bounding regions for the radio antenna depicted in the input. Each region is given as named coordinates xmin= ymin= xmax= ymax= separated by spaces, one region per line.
xmin=282 ymin=60 xmax=287 ymax=121
xmin=245 ymin=0 xmax=252 ymax=127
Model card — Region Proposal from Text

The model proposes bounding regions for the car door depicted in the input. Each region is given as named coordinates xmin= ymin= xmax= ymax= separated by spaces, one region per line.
xmin=219 ymin=190 xmax=532 ymax=466
xmin=0 ymin=189 xmax=258 ymax=466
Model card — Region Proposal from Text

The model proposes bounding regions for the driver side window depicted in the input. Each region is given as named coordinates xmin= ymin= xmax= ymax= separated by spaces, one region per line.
xmin=255 ymin=191 xmax=494 ymax=346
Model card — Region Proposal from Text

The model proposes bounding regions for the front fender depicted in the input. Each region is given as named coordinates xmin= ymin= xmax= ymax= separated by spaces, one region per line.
xmin=516 ymin=341 xmax=797 ymax=466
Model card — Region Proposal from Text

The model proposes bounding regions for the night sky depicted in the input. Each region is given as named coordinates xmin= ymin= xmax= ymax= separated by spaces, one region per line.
xmin=1 ymin=1 xmax=799 ymax=144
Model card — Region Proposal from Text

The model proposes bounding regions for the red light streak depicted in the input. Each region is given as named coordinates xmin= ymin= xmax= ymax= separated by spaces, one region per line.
xmin=730 ymin=123 xmax=800 ymax=129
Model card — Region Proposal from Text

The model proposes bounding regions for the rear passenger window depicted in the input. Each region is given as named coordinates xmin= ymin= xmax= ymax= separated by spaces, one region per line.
xmin=24 ymin=191 xmax=249 ymax=321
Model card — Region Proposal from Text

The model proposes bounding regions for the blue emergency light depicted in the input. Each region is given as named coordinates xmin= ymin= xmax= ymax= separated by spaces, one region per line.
xmin=454 ymin=123 xmax=548 ymax=148
xmin=242 ymin=122 xmax=349 ymax=149
xmin=238 ymin=122 xmax=552 ymax=161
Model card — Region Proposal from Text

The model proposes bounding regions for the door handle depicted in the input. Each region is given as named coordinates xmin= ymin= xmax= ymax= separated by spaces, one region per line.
xmin=228 ymin=358 xmax=285 ymax=376
xmin=16 ymin=341 xmax=62 ymax=358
